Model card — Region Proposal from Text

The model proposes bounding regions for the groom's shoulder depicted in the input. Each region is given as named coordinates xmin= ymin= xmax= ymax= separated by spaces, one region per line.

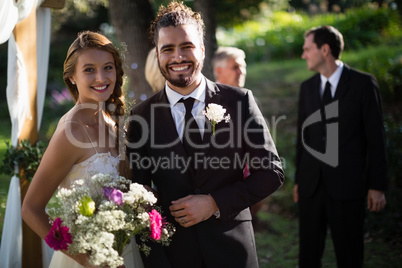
xmin=213 ymin=81 xmax=249 ymax=100
xmin=130 ymin=90 xmax=165 ymax=115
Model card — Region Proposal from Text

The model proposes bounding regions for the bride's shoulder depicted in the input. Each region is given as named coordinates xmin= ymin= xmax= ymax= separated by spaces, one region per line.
xmin=56 ymin=109 xmax=89 ymax=138
xmin=54 ymin=120 xmax=86 ymax=142
xmin=42 ymin=123 xmax=87 ymax=167
xmin=49 ymin=112 xmax=92 ymax=155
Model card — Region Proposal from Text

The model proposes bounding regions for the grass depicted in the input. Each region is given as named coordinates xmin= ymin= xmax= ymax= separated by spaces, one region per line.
xmin=0 ymin=45 xmax=401 ymax=266
xmin=0 ymin=102 xmax=11 ymax=237
xmin=245 ymin=47 xmax=402 ymax=267
xmin=255 ymin=208 xmax=402 ymax=268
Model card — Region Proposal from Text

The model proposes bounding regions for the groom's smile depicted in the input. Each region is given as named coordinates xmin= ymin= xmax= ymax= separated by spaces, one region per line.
xmin=156 ymin=24 xmax=205 ymax=96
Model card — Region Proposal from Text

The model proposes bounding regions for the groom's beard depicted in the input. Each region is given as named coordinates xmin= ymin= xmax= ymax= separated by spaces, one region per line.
xmin=158 ymin=60 xmax=204 ymax=88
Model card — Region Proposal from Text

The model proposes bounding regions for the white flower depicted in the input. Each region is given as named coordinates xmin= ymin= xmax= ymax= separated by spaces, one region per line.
xmin=202 ymin=103 xmax=231 ymax=135
xmin=124 ymin=183 xmax=157 ymax=206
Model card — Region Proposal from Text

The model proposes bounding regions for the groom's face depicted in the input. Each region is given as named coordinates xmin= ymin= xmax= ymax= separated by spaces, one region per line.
xmin=156 ymin=24 xmax=205 ymax=95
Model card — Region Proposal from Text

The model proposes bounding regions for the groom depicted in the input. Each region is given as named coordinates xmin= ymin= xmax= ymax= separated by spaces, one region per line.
xmin=126 ymin=2 xmax=284 ymax=267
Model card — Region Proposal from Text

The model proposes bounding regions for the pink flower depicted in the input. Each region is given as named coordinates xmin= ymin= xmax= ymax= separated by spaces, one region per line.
xmin=103 ymin=187 xmax=123 ymax=205
xmin=149 ymin=209 xmax=162 ymax=240
xmin=45 ymin=218 xmax=72 ymax=250
xmin=243 ymin=163 xmax=250 ymax=179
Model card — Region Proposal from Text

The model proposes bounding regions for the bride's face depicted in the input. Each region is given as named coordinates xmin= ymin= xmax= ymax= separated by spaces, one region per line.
xmin=69 ymin=48 xmax=116 ymax=104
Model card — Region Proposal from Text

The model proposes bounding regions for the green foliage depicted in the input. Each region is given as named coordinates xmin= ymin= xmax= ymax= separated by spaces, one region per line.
xmin=246 ymin=45 xmax=402 ymax=247
xmin=342 ymin=45 xmax=402 ymax=108
xmin=384 ymin=117 xmax=402 ymax=188
xmin=214 ymin=0 xmax=290 ymax=28
xmin=335 ymin=7 xmax=402 ymax=49
xmin=365 ymin=185 xmax=402 ymax=245
xmin=363 ymin=116 xmax=402 ymax=248
xmin=50 ymin=0 xmax=108 ymax=33
xmin=0 ymin=140 xmax=47 ymax=182
xmin=341 ymin=47 xmax=402 ymax=201
xmin=217 ymin=6 xmax=402 ymax=62
xmin=290 ymin=0 xmax=402 ymax=14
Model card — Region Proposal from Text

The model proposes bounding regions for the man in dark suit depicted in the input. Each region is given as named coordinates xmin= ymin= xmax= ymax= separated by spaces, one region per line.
xmin=126 ymin=2 xmax=284 ymax=268
xmin=293 ymin=25 xmax=388 ymax=268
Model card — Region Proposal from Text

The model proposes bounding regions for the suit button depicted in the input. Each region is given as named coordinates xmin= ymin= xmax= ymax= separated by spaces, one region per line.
xmin=194 ymin=188 xmax=201 ymax=194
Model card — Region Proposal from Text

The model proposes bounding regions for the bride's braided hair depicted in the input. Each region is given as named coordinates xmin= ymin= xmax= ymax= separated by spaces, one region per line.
xmin=63 ymin=31 xmax=130 ymax=177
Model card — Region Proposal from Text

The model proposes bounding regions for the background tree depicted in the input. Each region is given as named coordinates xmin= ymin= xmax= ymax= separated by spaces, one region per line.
xmin=106 ymin=0 xmax=291 ymax=100
xmin=31 ymin=0 xmax=292 ymax=103
xmin=108 ymin=0 xmax=154 ymax=101
xmin=194 ymin=0 xmax=217 ymax=80
xmin=11 ymin=0 xmax=395 ymax=103
xmin=107 ymin=0 xmax=219 ymax=100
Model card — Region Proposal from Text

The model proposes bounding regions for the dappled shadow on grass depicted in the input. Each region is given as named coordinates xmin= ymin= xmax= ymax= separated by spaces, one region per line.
xmin=254 ymin=209 xmax=301 ymax=268
xmin=255 ymin=203 xmax=402 ymax=268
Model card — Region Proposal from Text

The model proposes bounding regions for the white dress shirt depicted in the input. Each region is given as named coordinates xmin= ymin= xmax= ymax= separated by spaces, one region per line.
xmin=320 ymin=61 xmax=344 ymax=98
xmin=165 ymin=77 xmax=206 ymax=140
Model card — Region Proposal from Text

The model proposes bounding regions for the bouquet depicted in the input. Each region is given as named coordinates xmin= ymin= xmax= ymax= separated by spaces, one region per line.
xmin=46 ymin=173 xmax=175 ymax=268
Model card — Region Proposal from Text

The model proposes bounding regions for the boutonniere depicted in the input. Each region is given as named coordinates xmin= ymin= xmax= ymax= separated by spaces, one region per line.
xmin=203 ymin=103 xmax=231 ymax=135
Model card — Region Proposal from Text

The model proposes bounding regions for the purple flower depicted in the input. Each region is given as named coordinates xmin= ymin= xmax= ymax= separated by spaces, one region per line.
xmin=45 ymin=218 xmax=72 ymax=250
xmin=103 ymin=187 xmax=123 ymax=205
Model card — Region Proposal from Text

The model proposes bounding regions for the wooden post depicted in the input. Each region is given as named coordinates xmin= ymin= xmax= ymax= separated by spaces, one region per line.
xmin=13 ymin=4 xmax=42 ymax=268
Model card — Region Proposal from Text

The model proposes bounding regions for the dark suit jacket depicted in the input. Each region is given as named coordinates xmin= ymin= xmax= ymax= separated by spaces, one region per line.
xmin=126 ymin=78 xmax=284 ymax=268
xmin=295 ymin=64 xmax=388 ymax=200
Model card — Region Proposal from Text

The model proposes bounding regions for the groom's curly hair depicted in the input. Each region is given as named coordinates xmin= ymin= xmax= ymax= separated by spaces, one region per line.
xmin=149 ymin=1 xmax=205 ymax=46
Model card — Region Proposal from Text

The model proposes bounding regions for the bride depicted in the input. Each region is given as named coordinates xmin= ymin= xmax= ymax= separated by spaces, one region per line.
xmin=21 ymin=31 xmax=143 ymax=267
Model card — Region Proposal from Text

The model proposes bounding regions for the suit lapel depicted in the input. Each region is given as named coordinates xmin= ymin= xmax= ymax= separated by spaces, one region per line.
xmin=334 ymin=64 xmax=351 ymax=100
xmin=202 ymin=79 xmax=221 ymax=155
xmin=153 ymin=89 xmax=185 ymax=156
xmin=311 ymin=74 xmax=322 ymax=111
xmin=154 ymin=89 xmax=202 ymax=183
xmin=194 ymin=80 xmax=229 ymax=186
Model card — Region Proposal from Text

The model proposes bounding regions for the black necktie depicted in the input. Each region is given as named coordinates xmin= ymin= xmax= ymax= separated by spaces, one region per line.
xmin=180 ymin=97 xmax=202 ymax=160
xmin=322 ymin=81 xmax=332 ymax=106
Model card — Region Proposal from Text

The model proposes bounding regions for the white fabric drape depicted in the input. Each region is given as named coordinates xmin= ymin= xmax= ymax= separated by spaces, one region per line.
xmin=36 ymin=6 xmax=51 ymax=132
xmin=0 ymin=176 xmax=22 ymax=268
xmin=0 ymin=0 xmax=35 ymax=44
xmin=0 ymin=0 xmax=53 ymax=267
xmin=6 ymin=33 xmax=31 ymax=147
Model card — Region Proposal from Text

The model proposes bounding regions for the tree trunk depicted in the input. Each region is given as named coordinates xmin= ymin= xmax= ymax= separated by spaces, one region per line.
xmin=108 ymin=0 xmax=154 ymax=103
xmin=13 ymin=6 xmax=42 ymax=268
xmin=194 ymin=0 xmax=217 ymax=81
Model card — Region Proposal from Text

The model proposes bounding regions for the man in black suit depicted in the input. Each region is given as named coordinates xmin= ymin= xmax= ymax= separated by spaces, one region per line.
xmin=126 ymin=2 xmax=284 ymax=268
xmin=293 ymin=25 xmax=388 ymax=268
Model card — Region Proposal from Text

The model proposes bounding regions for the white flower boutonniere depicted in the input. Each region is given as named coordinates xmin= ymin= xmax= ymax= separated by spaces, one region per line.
xmin=203 ymin=103 xmax=231 ymax=135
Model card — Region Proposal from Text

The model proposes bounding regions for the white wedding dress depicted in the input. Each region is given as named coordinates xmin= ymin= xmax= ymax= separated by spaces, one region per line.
xmin=48 ymin=152 xmax=144 ymax=268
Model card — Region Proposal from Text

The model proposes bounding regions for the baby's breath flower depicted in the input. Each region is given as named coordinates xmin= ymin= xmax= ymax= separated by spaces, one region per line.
xmin=47 ymin=172 xmax=175 ymax=267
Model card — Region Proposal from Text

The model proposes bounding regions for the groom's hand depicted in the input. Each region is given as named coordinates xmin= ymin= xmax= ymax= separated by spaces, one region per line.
xmin=170 ymin=195 xmax=218 ymax=227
